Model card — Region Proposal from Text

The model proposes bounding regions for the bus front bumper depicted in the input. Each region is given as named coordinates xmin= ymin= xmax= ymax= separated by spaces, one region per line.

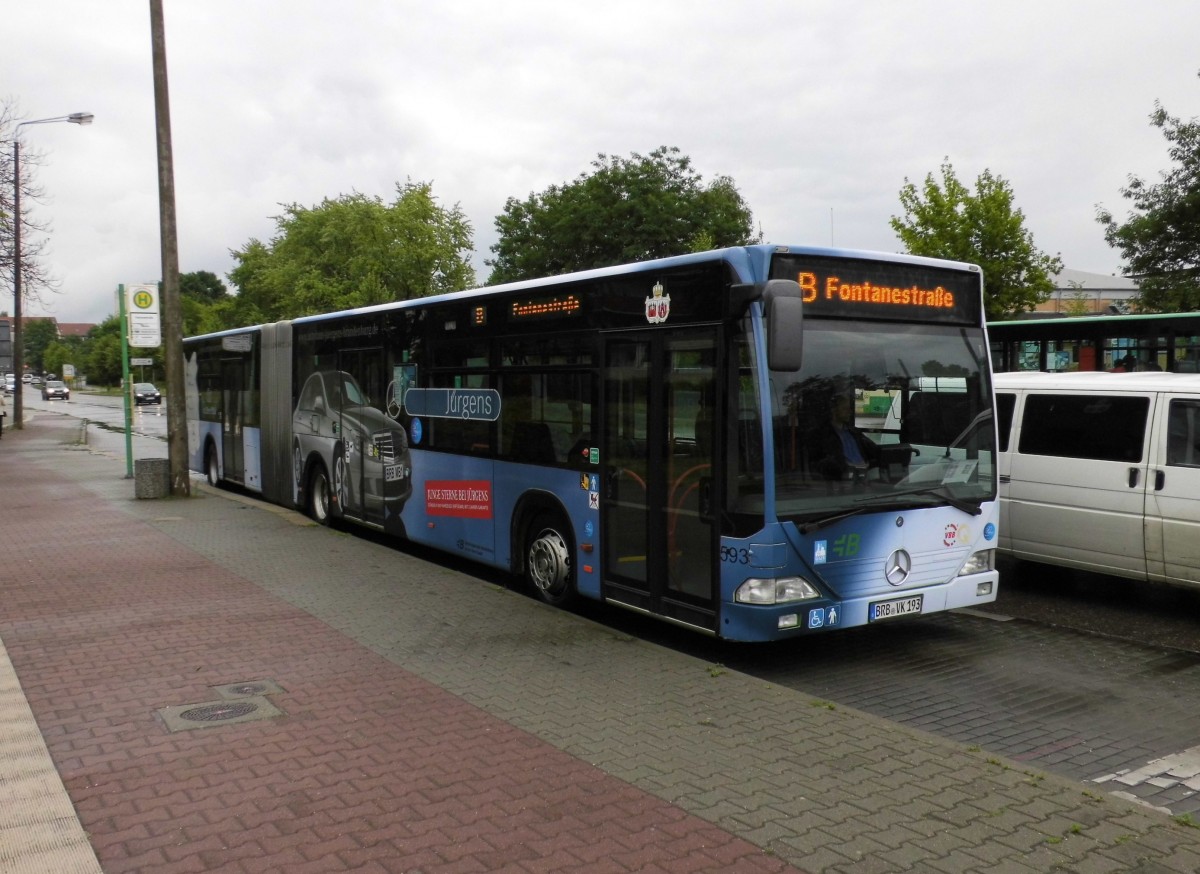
xmin=719 ymin=570 xmax=999 ymax=642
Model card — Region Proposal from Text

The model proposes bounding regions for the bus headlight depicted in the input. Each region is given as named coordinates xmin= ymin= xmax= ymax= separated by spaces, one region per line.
xmin=958 ymin=549 xmax=995 ymax=576
xmin=735 ymin=576 xmax=821 ymax=605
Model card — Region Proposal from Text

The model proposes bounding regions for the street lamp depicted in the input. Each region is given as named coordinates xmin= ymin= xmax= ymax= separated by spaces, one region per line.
xmin=10 ymin=112 xmax=93 ymax=430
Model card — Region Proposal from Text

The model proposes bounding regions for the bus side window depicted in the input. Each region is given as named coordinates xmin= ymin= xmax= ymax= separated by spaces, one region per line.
xmin=510 ymin=421 xmax=557 ymax=464
xmin=427 ymin=373 xmax=492 ymax=455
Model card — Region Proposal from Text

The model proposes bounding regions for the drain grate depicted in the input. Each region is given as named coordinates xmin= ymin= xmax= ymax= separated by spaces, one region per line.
xmin=180 ymin=701 xmax=260 ymax=722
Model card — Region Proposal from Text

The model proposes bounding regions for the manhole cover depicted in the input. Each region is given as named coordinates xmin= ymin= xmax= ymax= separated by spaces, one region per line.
xmin=157 ymin=695 xmax=283 ymax=732
xmin=226 ymin=684 xmax=268 ymax=697
xmin=180 ymin=702 xmax=259 ymax=722
xmin=212 ymin=678 xmax=285 ymax=700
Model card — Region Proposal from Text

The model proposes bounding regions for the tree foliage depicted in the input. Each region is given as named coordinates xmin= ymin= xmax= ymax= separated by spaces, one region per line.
xmin=180 ymin=269 xmax=228 ymax=303
xmin=890 ymin=160 xmax=1062 ymax=319
xmin=229 ymin=181 xmax=475 ymax=322
xmin=179 ymin=270 xmax=234 ymax=337
xmin=1097 ymin=71 xmax=1200 ymax=312
xmin=487 ymin=146 xmax=759 ymax=284
xmin=1 ymin=100 xmax=61 ymax=311
xmin=21 ymin=318 xmax=59 ymax=372
xmin=41 ymin=340 xmax=75 ymax=379
xmin=82 ymin=316 xmax=124 ymax=386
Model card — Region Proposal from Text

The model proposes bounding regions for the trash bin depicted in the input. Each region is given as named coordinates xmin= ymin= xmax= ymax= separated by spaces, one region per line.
xmin=134 ymin=458 xmax=170 ymax=499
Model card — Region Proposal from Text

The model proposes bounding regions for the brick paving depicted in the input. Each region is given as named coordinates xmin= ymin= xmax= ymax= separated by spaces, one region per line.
xmin=4 ymin=411 xmax=1200 ymax=872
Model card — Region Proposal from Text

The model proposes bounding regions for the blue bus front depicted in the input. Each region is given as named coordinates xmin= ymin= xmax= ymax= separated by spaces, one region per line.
xmin=718 ymin=250 xmax=999 ymax=640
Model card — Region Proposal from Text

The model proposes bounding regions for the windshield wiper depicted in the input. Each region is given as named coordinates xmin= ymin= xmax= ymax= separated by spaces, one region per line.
xmin=796 ymin=507 xmax=873 ymax=534
xmin=795 ymin=486 xmax=983 ymax=534
xmin=856 ymin=485 xmax=984 ymax=516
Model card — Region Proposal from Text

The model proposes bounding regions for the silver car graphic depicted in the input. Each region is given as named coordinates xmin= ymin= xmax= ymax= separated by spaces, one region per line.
xmin=292 ymin=370 xmax=411 ymax=522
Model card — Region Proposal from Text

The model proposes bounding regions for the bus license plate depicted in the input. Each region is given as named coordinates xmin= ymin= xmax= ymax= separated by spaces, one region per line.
xmin=869 ymin=594 xmax=923 ymax=622
xmin=384 ymin=464 xmax=405 ymax=482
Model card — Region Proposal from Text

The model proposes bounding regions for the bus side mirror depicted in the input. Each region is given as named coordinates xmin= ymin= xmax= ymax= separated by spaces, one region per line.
xmin=763 ymin=279 xmax=803 ymax=371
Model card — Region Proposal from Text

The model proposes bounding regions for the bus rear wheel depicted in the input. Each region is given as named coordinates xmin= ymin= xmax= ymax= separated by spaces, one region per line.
xmin=205 ymin=443 xmax=220 ymax=487
xmin=525 ymin=514 xmax=575 ymax=607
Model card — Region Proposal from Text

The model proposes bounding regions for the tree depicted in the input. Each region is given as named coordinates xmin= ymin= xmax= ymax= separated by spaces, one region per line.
xmin=487 ymin=146 xmax=760 ymax=284
xmin=0 ymin=101 xmax=59 ymax=312
xmin=83 ymin=316 xmax=124 ymax=386
xmin=1097 ymin=71 xmax=1200 ymax=312
xmin=229 ymin=181 xmax=475 ymax=321
xmin=180 ymin=269 xmax=228 ymax=303
xmin=1062 ymin=280 xmax=1093 ymax=317
xmin=41 ymin=340 xmax=73 ymax=379
xmin=21 ymin=318 xmax=59 ymax=373
xmin=178 ymin=270 xmax=234 ymax=337
xmin=890 ymin=160 xmax=1062 ymax=319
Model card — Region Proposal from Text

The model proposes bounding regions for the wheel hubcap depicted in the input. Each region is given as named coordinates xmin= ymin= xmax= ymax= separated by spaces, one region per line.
xmin=529 ymin=529 xmax=570 ymax=595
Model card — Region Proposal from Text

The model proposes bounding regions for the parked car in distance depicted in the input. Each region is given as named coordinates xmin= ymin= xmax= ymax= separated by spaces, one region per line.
xmin=133 ymin=382 xmax=162 ymax=405
xmin=42 ymin=380 xmax=70 ymax=401
xmin=3 ymin=374 xmax=14 ymax=394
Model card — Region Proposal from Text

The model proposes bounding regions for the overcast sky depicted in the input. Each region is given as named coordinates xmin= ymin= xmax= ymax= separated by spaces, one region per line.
xmin=6 ymin=1 xmax=1199 ymax=325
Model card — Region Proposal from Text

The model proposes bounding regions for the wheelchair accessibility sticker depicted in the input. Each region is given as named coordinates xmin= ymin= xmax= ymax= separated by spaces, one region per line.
xmin=807 ymin=606 xmax=840 ymax=629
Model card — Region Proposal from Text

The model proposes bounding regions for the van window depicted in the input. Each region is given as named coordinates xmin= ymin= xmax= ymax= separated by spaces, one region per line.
xmin=995 ymin=392 xmax=1016 ymax=452
xmin=1167 ymin=400 xmax=1200 ymax=468
xmin=1018 ymin=394 xmax=1149 ymax=462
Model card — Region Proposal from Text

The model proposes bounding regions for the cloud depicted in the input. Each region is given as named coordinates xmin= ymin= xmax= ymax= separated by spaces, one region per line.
xmin=5 ymin=0 xmax=1198 ymax=324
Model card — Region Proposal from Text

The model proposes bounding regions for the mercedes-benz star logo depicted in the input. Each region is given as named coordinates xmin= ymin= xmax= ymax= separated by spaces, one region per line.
xmin=884 ymin=549 xmax=912 ymax=586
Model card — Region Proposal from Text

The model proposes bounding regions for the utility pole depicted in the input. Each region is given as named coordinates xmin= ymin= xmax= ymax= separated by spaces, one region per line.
xmin=149 ymin=0 xmax=189 ymax=496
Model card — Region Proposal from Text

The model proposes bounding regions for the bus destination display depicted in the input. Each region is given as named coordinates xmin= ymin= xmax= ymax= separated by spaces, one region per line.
xmin=771 ymin=254 xmax=981 ymax=324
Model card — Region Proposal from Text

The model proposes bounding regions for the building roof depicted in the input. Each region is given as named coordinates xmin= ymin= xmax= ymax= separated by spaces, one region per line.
xmin=4 ymin=317 xmax=97 ymax=338
xmin=1052 ymin=268 xmax=1139 ymax=290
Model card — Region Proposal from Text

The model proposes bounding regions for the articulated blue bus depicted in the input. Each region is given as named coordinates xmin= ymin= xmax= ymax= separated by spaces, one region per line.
xmin=184 ymin=245 xmax=999 ymax=642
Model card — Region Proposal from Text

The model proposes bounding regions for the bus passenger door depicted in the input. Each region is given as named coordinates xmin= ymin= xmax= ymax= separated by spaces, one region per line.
xmin=220 ymin=359 xmax=244 ymax=484
xmin=601 ymin=331 xmax=719 ymax=632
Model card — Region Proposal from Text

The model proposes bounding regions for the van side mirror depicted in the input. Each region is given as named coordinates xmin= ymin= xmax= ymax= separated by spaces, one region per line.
xmin=763 ymin=279 xmax=803 ymax=371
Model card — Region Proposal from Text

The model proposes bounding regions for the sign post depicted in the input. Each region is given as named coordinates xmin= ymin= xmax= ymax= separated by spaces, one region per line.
xmin=120 ymin=283 xmax=163 ymax=478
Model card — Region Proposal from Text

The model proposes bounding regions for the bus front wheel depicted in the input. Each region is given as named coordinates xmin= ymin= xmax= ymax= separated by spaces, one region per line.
xmin=525 ymin=514 xmax=575 ymax=607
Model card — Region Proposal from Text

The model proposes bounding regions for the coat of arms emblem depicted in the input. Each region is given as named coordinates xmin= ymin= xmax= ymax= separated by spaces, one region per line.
xmin=645 ymin=281 xmax=671 ymax=324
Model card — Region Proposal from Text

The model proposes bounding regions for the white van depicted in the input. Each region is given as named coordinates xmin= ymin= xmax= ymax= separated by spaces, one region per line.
xmin=994 ymin=371 xmax=1200 ymax=587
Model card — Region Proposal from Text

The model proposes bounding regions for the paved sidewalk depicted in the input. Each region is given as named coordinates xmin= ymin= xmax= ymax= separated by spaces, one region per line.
xmin=3 ymin=411 xmax=1200 ymax=873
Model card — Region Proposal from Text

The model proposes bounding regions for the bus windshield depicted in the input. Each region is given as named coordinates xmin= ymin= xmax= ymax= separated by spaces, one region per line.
xmin=748 ymin=320 xmax=996 ymax=524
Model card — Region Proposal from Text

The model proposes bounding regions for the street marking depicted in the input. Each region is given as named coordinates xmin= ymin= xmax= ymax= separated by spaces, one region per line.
xmin=1092 ymin=744 xmax=1200 ymax=793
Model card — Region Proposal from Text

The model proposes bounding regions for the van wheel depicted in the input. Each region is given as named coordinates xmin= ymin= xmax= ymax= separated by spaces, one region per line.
xmin=309 ymin=465 xmax=333 ymax=526
xmin=205 ymin=443 xmax=220 ymax=487
xmin=525 ymin=513 xmax=576 ymax=607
